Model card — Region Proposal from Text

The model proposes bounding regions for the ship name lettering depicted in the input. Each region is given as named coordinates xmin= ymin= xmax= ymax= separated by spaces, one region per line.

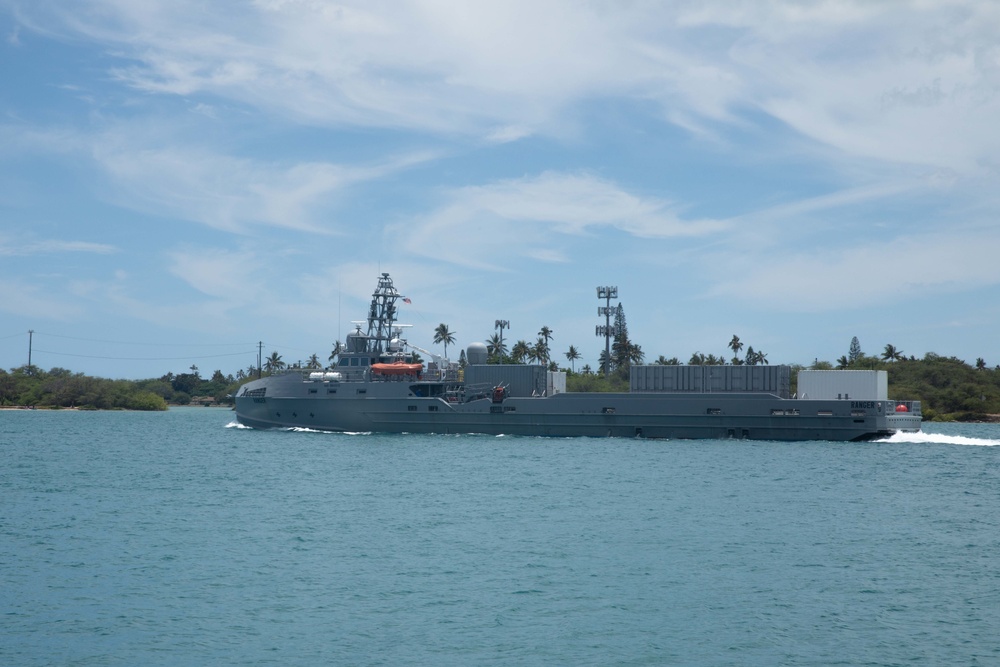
xmin=850 ymin=401 xmax=875 ymax=409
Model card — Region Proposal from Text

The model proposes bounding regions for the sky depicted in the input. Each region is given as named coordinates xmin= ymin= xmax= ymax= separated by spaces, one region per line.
xmin=2 ymin=0 xmax=999 ymax=380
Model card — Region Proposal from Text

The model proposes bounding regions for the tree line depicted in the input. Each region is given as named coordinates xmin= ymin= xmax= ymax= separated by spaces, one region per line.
xmin=0 ymin=365 xmax=244 ymax=411
xmin=5 ymin=331 xmax=998 ymax=421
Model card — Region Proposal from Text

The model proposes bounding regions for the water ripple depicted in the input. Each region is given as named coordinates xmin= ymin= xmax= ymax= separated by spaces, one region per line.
xmin=2 ymin=409 xmax=999 ymax=666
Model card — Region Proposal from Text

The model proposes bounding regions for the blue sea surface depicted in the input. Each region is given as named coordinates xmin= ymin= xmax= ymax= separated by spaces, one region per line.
xmin=2 ymin=408 xmax=999 ymax=666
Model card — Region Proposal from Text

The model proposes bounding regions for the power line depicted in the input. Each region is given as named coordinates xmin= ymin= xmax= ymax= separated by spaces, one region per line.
xmin=31 ymin=331 xmax=328 ymax=355
xmin=33 ymin=331 xmax=257 ymax=347
xmin=33 ymin=349 xmax=255 ymax=361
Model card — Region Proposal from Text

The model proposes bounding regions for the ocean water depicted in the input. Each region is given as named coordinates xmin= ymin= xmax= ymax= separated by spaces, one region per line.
xmin=2 ymin=408 xmax=999 ymax=666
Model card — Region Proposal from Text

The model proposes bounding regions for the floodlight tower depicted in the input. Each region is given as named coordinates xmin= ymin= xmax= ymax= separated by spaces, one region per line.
xmin=494 ymin=319 xmax=509 ymax=360
xmin=595 ymin=286 xmax=618 ymax=377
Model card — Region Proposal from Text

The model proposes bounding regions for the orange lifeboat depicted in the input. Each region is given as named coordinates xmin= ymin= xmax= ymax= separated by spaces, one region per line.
xmin=371 ymin=362 xmax=423 ymax=376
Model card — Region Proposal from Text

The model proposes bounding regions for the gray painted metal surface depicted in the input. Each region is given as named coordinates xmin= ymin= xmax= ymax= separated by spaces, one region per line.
xmin=798 ymin=370 xmax=888 ymax=400
xmin=233 ymin=273 xmax=922 ymax=441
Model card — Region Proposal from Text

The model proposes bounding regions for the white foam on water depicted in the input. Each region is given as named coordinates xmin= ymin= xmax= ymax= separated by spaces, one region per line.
xmin=877 ymin=430 xmax=1000 ymax=447
xmin=285 ymin=428 xmax=372 ymax=435
xmin=225 ymin=420 xmax=253 ymax=429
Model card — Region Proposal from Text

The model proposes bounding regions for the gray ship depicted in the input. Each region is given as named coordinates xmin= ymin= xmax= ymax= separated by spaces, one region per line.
xmin=234 ymin=273 xmax=922 ymax=441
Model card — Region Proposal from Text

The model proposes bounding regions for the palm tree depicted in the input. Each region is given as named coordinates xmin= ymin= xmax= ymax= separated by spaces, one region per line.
xmin=882 ymin=344 xmax=902 ymax=362
xmin=264 ymin=351 xmax=284 ymax=374
xmin=307 ymin=354 xmax=321 ymax=369
xmin=689 ymin=352 xmax=706 ymax=365
xmin=837 ymin=355 xmax=849 ymax=369
xmin=532 ymin=337 xmax=550 ymax=366
xmin=511 ymin=340 xmax=531 ymax=364
xmin=976 ymin=357 xmax=987 ymax=370
xmin=564 ymin=345 xmax=581 ymax=372
xmin=728 ymin=334 xmax=743 ymax=362
xmin=527 ymin=341 xmax=540 ymax=365
xmin=433 ymin=323 xmax=457 ymax=359
xmin=486 ymin=333 xmax=507 ymax=361
xmin=627 ymin=342 xmax=644 ymax=365
xmin=538 ymin=326 xmax=554 ymax=351
xmin=328 ymin=340 xmax=343 ymax=367
xmin=599 ymin=349 xmax=612 ymax=375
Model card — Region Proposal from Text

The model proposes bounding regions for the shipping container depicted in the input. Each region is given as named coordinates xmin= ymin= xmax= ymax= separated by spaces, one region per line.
xmin=630 ymin=365 xmax=790 ymax=398
xmin=797 ymin=370 xmax=887 ymax=400
xmin=464 ymin=364 xmax=548 ymax=398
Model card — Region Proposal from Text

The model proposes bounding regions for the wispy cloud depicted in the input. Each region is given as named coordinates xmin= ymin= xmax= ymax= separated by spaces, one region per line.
xmin=91 ymin=136 xmax=436 ymax=233
xmin=9 ymin=1 xmax=999 ymax=189
xmin=0 ymin=235 xmax=117 ymax=256
xmin=4 ymin=0 xmax=1000 ymax=375
xmin=387 ymin=171 xmax=727 ymax=270
xmin=0 ymin=279 xmax=88 ymax=319
xmin=167 ymin=247 xmax=260 ymax=300
xmin=708 ymin=230 xmax=1000 ymax=311
xmin=13 ymin=0 xmax=994 ymax=177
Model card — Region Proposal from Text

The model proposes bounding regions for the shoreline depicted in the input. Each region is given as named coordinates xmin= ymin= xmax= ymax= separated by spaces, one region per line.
xmin=0 ymin=404 xmax=232 ymax=411
xmin=2 ymin=404 xmax=997 ymax=422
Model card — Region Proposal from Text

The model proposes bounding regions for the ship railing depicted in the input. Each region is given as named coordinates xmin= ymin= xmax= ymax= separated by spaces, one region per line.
xmin=462 ymin=382 xmax=494 ymax=402
xmin=890 ymin=400 xmax=921 ymax=414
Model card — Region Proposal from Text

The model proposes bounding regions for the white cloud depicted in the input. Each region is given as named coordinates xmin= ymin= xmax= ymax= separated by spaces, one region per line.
xmin=90 ymin=134 xmax=435 ymax=233
xmin=167 ymin=247 xmax=259 ymax=299
xmin=709 ymin=230 xmax=1000 ymax=311
xmin=0 ymin=234 xmax=117 ymax=256
xmin=11 ymin=1 xmax=999 ymax=174
xmin=724 ymin=3 xmax=1000 ymax=175
xmin=386 ymin=171 xmax=727 ymax=270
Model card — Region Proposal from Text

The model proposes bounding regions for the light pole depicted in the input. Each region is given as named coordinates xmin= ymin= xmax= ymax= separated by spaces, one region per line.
xmin=27 ymin=329 xmax=34 ymax=371
xmin=595 ymin=287 xmax=618 ymax=377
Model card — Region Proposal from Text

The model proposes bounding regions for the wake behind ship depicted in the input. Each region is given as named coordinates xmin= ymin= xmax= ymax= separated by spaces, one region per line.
xmin=234 ymin=273 xmax=922 ymax=441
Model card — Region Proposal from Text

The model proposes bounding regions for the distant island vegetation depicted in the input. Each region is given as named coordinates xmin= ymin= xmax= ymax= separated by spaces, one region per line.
xmin=0 ymin=366 xmax=242 ymax=412
xmin=3 ymin=338 xmax=998 ymax=421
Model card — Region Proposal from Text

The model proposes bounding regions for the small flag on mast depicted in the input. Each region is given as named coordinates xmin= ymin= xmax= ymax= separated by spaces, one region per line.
xmin=403 ymin=297 xmax=411 ymax=304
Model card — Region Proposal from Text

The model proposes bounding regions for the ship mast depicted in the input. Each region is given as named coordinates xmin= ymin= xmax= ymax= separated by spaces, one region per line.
xmin=365 ymin=272 xmax=400 ymax=355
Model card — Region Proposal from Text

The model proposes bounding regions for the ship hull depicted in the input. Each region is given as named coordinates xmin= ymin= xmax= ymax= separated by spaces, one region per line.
xmin=233 ymin=273 xmax=922 ymax=442
xmin=233 ymin=375 xmax=921 ymax=442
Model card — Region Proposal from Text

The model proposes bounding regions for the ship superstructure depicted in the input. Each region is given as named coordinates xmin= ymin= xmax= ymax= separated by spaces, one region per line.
xmin=234 ymin=273 xmax=922 ymax=441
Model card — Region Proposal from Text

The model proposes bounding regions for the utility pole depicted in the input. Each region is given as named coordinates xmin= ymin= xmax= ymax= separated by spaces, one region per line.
xmin=258 ymin=341 xmax=263 ymax=378
xmin=595 ymin=286 xmax=618 ymax=377
xmin=27 ymin=329 xmax=34 ymax=371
